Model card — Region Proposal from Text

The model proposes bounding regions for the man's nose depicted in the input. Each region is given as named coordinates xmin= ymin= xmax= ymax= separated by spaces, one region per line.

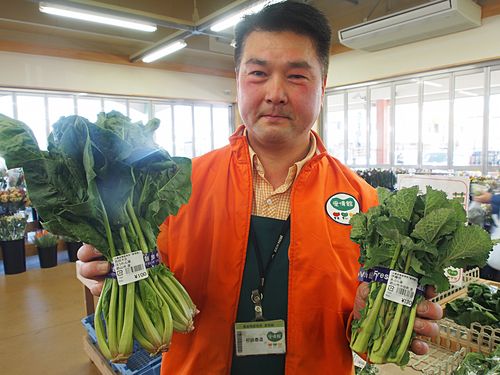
xmin=265 ymin=76 xmax=288 ymax=105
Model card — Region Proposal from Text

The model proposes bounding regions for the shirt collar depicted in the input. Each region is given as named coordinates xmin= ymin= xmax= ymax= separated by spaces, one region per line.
xmin=243 ymin=128 xmax=318 ymax=179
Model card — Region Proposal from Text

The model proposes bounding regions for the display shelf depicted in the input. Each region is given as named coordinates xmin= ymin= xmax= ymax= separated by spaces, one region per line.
xmin=430 ymin=268 xmax=481 ymax=307
xmin=408 ymin=343 xmax=466 ymax=375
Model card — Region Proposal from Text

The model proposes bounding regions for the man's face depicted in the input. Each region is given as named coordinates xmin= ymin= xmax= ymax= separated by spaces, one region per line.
xmin=236 ymin=30 xmax=326 ymax=147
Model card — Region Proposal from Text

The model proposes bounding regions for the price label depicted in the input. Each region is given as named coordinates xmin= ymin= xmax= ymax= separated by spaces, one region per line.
xmin=112 ymin=251 xmax=148 ymax=286
xmin=383 ymin=270 xmax=418 ymax=307
xmin=352 ymin=351 xmax=366 ymax=369
xmin=444 ymin=266 xmax=463 ymax=288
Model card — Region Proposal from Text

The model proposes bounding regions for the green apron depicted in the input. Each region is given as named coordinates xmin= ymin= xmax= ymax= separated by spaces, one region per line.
xmin=231 ymin=215 xmax=290 ymax=375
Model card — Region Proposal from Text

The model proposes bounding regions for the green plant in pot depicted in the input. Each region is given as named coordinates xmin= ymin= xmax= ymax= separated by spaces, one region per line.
xmin=34 ymin=229 xmax=59 ymax=268
xmin=62 ymin=235 xmax=82 ymax=262
xmin=0 ymin=212 xmax=28 ymax=274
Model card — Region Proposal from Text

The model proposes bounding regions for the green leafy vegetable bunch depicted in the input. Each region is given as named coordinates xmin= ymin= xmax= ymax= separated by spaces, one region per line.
xmin=0 ymin=112 xmax=196 ymax=363
xmin=452 ymin=346 xmax=500 ymax=375
xmin=445 ymin=282 xmax=499 ymax=328
xmin=355 ymin=363 xmax=379 ymax=375
xmin=350 ymin=186 xmax=493 ymax=366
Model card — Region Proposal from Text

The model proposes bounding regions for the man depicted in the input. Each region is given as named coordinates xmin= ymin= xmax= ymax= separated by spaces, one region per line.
xmin=474 ymin=191 xmax=500 ymax=217
xmin=78 ymin=2 xmax=442 ymax=374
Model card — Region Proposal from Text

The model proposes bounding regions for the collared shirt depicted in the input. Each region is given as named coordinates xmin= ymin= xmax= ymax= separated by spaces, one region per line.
xmin=247 ymin=131 xmax=317 ymax=220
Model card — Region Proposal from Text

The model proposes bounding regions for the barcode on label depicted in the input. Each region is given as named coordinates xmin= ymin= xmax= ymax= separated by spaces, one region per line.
xmin=236 ymin=331 xmax=243 ymax=353
xmin=396 ymin=287 xmax=414 ymax=298
xmin=125 ymin=264 xmax=144 ymax=275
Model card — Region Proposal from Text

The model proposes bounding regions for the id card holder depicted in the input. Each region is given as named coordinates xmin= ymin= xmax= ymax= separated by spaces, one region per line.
xmin=234 ymin=319 xmax=286 ymax=356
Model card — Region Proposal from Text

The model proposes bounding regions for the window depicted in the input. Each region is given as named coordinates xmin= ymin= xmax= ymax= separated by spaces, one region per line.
xmin=421 ymin=76 xmax=449 ymax=167
xmin=347 ymin=90 xmax=368 ymax=166
xmin=0 ymin=92 xmax=14 ymax=118
xmin=174 ymin=105 xmax=194 ymax=158
xmin=324 ymin=61 xmax=500 ymax=175
xmin=454 ymin=72 xmax=484 ymax=168
xmin=16 ymin=95 xmax=48 ymax=150
xmin=369 ymin=86 xmax=391 ymax=166
xmin=395 ymin=82 xmax=419 ymax=166
xmin=213 ymin=106 xmax=231 ymax=149
xmin=104 ymin=98 xmax=127 ymax=115
xmin=0 ymin=89 xmax=233 ymax=158
xmin=324 ymin=93 xmax=345 ymax=162
xmin=489 ymin=69 xmax=500 ymax=167
xmin=48 ymin=96 xmax=75 ymax=125
xmin=77 ymin=96 xmax=102 ymax=122
xmin=129 ymin=101 xmax=150 ymax=124
xmin=194 ymin=106 xmax=212 ymax=157
xmin=153 ymin=104 xmax=174 ymax=153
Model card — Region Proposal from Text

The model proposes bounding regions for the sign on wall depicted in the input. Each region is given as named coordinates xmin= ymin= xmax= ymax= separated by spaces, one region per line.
xmin=396 ymin=174 xmax=470 ymax=211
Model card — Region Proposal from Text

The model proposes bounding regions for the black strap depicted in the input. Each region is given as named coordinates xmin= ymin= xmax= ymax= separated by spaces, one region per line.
xmin=249 ymin=215 xmax=291 ymax=300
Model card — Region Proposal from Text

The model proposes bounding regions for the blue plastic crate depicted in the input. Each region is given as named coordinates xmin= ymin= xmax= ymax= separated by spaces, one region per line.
xmin=82 ymin=314 xmax=162 ymax=375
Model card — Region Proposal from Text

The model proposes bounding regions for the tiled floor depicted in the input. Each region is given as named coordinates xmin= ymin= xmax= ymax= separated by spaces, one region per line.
xmin=0 ymin=252 xmax=100 ymax=375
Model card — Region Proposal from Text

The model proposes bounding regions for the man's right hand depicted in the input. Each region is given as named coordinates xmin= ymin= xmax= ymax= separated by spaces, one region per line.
xmin=76 ymin=244 xmax=110 ymax=296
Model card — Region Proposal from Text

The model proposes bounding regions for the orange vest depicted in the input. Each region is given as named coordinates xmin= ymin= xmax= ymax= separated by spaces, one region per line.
xmin=157 ymin=126 xmax=378 ymax=374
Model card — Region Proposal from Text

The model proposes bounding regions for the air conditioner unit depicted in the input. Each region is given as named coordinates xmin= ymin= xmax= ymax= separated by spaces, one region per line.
xmin=338 ymin=0 xmax=481 ymax=52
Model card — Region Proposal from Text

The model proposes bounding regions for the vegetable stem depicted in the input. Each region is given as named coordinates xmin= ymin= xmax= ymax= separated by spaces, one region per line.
xmin=126 ymin=199 xmax=149 ymax=253
xmin=117 ymin=227 xmax=135 ymax=357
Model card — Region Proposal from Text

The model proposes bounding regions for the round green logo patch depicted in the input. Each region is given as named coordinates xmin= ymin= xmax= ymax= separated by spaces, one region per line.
xmin=325 ymin=193 xmax=360 ymax=225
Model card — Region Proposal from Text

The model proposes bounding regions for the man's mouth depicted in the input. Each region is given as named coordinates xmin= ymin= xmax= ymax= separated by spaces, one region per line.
xmin=260 ymin=113 xmax=290 ymax=120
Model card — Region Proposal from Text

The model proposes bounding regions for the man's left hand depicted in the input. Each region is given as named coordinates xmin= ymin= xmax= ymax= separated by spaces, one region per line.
xmin=353 ymin=282 xmax=443 ymax=355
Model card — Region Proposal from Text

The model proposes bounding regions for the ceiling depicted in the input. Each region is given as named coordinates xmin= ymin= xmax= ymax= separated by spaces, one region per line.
xmin=0 ymin=0 xmax=498 ymax=78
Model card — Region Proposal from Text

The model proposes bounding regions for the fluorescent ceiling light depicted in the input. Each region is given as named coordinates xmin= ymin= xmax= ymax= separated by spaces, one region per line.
xmin=39 ymin=2 xmax=157 ymax=32
xmin=210 ymin=0 xmax=284 ymax=32
xmin=142 ymin=40 xmax=187 ymax=63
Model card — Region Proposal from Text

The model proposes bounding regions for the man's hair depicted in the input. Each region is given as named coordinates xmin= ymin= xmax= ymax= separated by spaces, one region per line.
xmin=234 ymin=1 xmax=332 ymax=78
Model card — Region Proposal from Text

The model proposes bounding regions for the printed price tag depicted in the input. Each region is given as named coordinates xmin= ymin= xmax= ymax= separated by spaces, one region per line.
xmin=112 ymin=251 xmax=148 ymax=286
xmin=383 ymin=270 xmax=418 ymax=307
xmin=352 ymin=351 xmax=366 ymax=369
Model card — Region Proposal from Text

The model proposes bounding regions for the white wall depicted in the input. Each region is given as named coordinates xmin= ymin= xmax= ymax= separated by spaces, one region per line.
xmin=0 ymin=52 xmax=237 ymax=102
xmin=328 ymin=15 xmax=500 ymax=88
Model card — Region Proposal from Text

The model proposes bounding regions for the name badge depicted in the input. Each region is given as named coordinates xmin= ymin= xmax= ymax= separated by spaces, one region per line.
xmin=234 ymin=319 xmax=286 ymax=356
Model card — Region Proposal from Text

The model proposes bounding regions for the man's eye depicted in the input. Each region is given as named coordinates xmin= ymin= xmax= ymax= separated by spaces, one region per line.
xmin=249 ymin=71 xmax=266 ymax=77
xmin=289 ymin=74 xmax=307 ymax=80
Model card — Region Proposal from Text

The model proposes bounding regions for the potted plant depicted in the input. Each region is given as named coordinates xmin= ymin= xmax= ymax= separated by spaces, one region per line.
xmin=62 ymin=236 xmax=82 ymax=262
xmin=0 ymin=186 xmax=28 ymax=216
xmin=0 ymin=212 xmax=28 ymax=274
xmin=34 ymin=230 xmax=59 ymax=268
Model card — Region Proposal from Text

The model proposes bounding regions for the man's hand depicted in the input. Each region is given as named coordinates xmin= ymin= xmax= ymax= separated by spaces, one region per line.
xmin=76 ymin=244 xmax=110 ymax=296
xmin=473 ymin=192 xmax=492 ymax=204
xmin=353 ymin=282 xmax=443 ymax=355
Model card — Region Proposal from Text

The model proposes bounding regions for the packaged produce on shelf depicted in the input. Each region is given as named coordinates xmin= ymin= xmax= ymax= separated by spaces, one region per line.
xmin=444 ymin=282 xmax=499 ymax=329
xmin=452 ymin=345 xmax=500 ymax=375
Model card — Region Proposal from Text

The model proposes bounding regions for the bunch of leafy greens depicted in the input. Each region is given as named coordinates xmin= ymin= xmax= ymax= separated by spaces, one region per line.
xmin=452 ymin=346 xmax=500 ymax=375
xmin=445 ymin=282 xmax=499 ymax=328
xmin=0 ymin=112 xmax=197 ymax=362
xmin=350 ymin=186 xmax=493 ymax=366
xmin=355 ymin=363 xmax=379 ymax=375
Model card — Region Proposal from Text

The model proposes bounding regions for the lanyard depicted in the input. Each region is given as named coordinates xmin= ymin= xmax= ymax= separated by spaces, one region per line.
xmin=249 ymin=215 xmax=291 ymax=320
